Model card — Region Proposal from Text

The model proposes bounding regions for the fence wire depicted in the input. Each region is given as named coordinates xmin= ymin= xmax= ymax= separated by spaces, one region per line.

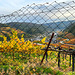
xmin=0 ymin=1 xmax=75 ymax=75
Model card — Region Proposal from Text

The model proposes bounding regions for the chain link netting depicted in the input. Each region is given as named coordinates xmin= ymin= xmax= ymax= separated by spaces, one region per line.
xmin=0 ymin=1 xmax=75 ymax=75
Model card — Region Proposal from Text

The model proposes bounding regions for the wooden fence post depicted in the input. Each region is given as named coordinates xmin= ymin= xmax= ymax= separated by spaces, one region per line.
xmin=58 ymin=47 xmax=61 ymax=68
xmin=63 ymin=53 xmax=64 ymax=61
xmin=46 ymin=52 xmax=48 ymax=62
xmin=69 ymin=48 xmax=72 ymax=67
xmin=72 ymin=53 xmax=75 ymax=71
xmin=69 ymin=54 xmax=71 ymax=67
xmin=40 ymin=33 xmax=54 ymax=65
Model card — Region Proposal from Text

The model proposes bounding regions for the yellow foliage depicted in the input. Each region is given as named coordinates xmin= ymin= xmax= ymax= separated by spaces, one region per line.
xmin=0 ymin=30 xmax=46 ymax=54
xmin=41 ymin=37 xmax=46 ymax=43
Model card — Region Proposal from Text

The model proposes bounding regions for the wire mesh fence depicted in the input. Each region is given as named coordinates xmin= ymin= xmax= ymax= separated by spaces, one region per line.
xmin=0 ymin=1 xmax=75 ymax=75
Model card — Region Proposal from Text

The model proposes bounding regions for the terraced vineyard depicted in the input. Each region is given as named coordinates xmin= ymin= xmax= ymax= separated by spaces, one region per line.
xmin=0 ymin=30 xmax=75 ymax=75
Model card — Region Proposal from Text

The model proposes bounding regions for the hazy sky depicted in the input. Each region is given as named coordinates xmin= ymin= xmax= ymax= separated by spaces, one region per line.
xmin=0 ymin=0 xmax=74 ymax=15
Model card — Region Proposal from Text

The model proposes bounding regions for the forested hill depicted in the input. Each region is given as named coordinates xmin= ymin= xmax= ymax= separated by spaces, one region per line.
xmin=64 ymin=22 xmax=75 ymax=36
xmin=6 ymin=22 xmax=50 ymax=35
xmin=0 ymin=22 xmax=51 ymax=40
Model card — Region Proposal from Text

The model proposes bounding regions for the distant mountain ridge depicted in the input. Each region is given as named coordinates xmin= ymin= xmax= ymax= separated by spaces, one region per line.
xmin=44 ymin=20 xmax=75 ymax=31
xmin=6 ymin=20 xmax=75 ymax=34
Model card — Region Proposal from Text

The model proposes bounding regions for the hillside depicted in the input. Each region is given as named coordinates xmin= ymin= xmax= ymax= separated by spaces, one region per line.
xmin=58 ymin=22 xmax=75 ymax=39
xmin=64 ymin=22 xmax=75 ymax=36
xmin=0 ymin=23 xmax=31 ymax=41
xmin=5 ymin=21 xmax=75 ymax=37
xmin=0 ymin=20 xmax=75 ymax=41
xmin=0 ymin=22 xmax=51 ymax=41
xmin=6 ymin=22 xmax=50 ymax=35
